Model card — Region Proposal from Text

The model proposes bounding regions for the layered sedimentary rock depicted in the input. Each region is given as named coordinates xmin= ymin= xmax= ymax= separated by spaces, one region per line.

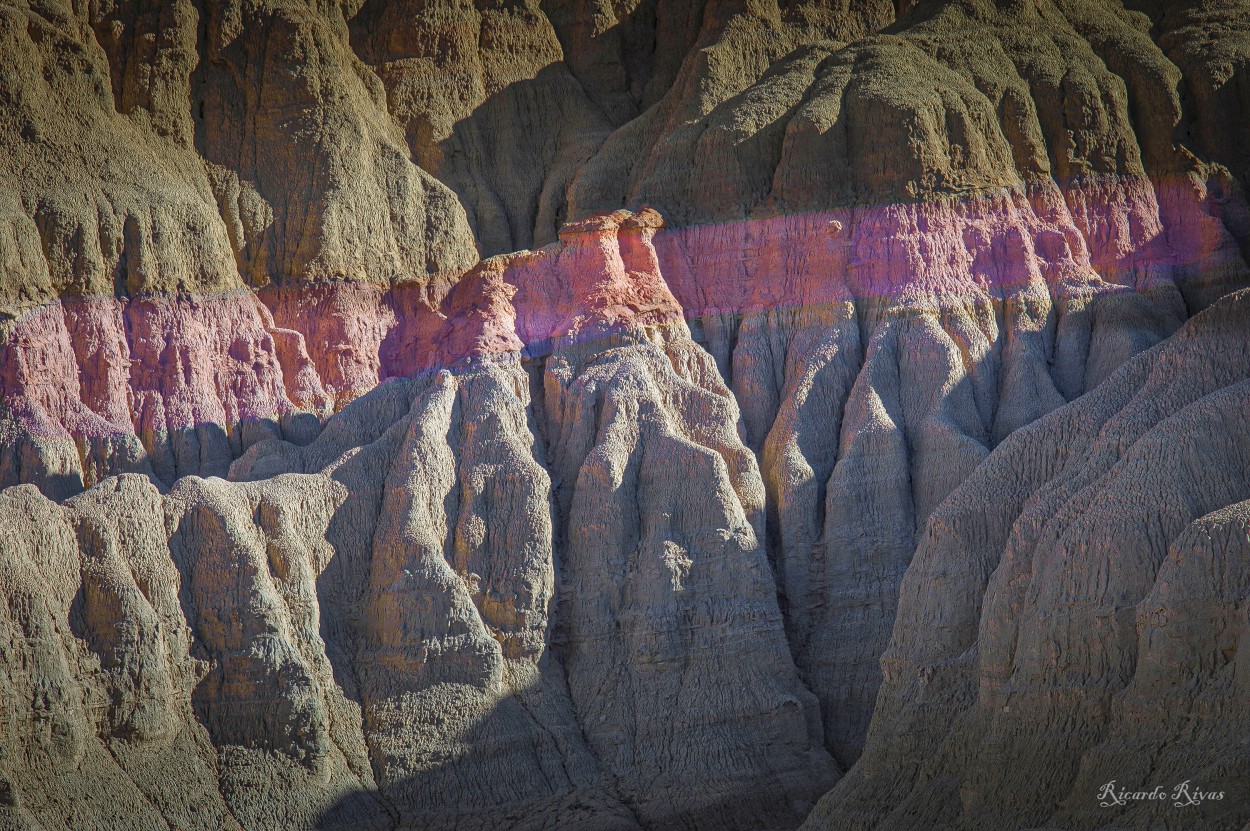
xmin=3 ymin=0 xmax=1250 ymax=830
xmin=1 ymin=212 xmax=839 ymax=831
xmin=612 ymin=0 xmax=1250 ymax=767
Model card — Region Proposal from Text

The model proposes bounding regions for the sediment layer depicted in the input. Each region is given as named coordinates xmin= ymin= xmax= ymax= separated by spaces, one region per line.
xmin=4 ymin=1 xmax=1250 ymax=829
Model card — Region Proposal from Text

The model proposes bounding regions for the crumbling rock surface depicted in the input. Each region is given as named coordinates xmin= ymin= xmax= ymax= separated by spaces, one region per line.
xmin=3 ymin=0 xmax=1250 ymax=829
xmin=802 ymin=287 xmax=1250 ymax=831
xmin=0 ymin=473 xmax=389 ymax=831
xmin=1 ymin=214 xmax=841 ymax=831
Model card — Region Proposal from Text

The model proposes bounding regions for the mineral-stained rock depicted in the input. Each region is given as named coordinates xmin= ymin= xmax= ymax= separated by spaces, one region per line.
xmin=233 ymin=208 xmax=839 ymax=830
xmin=0 ymin=290 xmax=318 ymax=496
xmin=3 ymin=0 xmax=1250 ymax=829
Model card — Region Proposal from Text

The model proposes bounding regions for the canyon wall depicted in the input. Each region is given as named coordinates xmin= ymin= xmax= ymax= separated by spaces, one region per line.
xmin=802 ymin=286 xmax=1250 ymax=831
xmin=2 ymin=0 xmax=1250 ymax=829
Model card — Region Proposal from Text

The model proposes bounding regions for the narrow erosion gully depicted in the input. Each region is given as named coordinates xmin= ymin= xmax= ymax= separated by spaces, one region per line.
xmin=0 ymin=175 xmax=1247 ymax=790
xmin=633 ymin=177 xmax=1249 ymax=765
xmin=2 ymin=174 xmax=1241 ymax=498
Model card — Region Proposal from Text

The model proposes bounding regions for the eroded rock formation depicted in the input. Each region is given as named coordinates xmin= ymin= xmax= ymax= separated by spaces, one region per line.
xmin=2 ymin=1 xmax=1250 ymax=830
xmin=803 ymin=287 xmax=1250 ymax=831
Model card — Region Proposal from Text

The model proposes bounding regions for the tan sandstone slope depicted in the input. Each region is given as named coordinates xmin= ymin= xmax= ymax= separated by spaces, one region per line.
xmin=2 ymin=0 xmax=1250 ymax=830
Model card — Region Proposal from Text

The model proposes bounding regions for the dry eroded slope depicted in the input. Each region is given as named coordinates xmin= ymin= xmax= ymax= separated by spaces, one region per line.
xmin=2 ymin=1 xmax=1250 ymax=830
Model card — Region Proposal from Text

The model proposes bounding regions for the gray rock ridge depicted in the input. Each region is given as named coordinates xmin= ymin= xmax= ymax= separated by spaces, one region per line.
xmin=0 ymin=319 xmax=839 ymax=831
xmin=801 ymin=287 xmax=1250 ymax=831
xmin=2 ymin=0 xmax=1250 ymax=828
xmin=5 ymin=274 xmax=1242 ymax=830
xmin=252 ymin=321 xmax=842 ymax=830
xmin=0 ymin=472 xmax=390 ymax=831
xmin=1 ymin=189 xmax=1246 ymax=829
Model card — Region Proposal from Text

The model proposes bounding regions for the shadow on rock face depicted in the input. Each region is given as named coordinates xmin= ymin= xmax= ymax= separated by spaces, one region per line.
xmin=296 ymin=337 xmax=837 ymax=831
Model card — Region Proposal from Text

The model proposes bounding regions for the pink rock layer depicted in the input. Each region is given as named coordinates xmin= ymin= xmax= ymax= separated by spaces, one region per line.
xmin=0 ymin=174 xmax=1244 ymax=497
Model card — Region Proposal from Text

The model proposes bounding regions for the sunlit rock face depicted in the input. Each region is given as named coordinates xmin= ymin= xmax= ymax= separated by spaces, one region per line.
xmin=3 ymin=1 xmax=1250 ymax=830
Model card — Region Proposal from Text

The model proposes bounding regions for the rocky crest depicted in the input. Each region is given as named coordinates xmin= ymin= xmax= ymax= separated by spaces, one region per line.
xmin=2 ymin=1 xmax=1250 ymax=830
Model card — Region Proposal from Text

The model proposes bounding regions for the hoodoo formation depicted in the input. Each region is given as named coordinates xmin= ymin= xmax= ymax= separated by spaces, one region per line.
xmin=1 ymin=1 xmax=1249 ymax=830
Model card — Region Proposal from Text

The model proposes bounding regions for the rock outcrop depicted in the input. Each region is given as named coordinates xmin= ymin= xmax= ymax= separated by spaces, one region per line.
xmin=2 ymin=0 xmax=1250 ymax=830
xmin=1 ymin=212 xmax=841 ymax=831
xmin=802 ymin=287 xmax=1250 ymax=831
xmin=0 ymin=472 xmax=390 ymax=831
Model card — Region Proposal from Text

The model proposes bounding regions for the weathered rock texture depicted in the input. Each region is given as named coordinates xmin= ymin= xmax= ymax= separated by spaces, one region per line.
xmin=802 ymin=286 xmax=1250 ymax=831
xmin=1 ymin=212 xmax=842 ymax=831
xmin=2 ymin=0 xmax=1250 ymax=829
xmin=0 ymin=473 xmax=390 ymax=831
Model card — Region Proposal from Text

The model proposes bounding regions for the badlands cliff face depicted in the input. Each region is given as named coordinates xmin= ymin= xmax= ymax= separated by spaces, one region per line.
xmin=2 ymin=1 xmax=1250 ymax=830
